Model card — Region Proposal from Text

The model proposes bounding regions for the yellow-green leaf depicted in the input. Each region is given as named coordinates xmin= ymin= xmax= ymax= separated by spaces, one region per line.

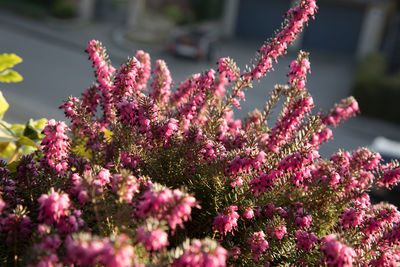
xmin=20 ymin=145 xmax=36 ymax=155
xmin=104 ymin=128 xmax=113 ymax=139
xmin=0 ymin=53 xmax=22 ymax=72
xmin=71 ymin=137 xmax=92 ymax=159
xmin=17 ymin=136 xmax=38 ymax=149
xmin=0 ymin=123 xmax=17 ymax=143
xmin=0 ymin=91 xmax=9 ymax=118
xmin=0 ymin=70 xmax=23 ymax=83
xmin=9 ymin=123 xmax=25 ymax=136
xmin=31 ymin=118 xmax=48 ymax=130
xmin=0 ymin=142 xmax=15 ymax=158
xmin=23 ymin=118 xmax=47 ymax=140
xmin=6 ymin=160 xmax=19 ymax=173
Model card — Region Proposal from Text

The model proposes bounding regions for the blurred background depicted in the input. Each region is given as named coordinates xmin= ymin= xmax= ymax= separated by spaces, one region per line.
xmin=0 ymin=0 xmax=400 ymax=204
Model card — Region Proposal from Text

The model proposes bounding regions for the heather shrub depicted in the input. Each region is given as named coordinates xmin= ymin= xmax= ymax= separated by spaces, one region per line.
xmin=1 ymin=0 xmax=400 ymax=266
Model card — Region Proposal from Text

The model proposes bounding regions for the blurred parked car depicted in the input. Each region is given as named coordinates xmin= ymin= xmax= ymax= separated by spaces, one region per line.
xmin=167 ymin=23 xmax=219 ymax=61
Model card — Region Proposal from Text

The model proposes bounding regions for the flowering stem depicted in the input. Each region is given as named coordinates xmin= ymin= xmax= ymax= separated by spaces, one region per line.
xmin=92 ymin=188 xmax=104 ymax=233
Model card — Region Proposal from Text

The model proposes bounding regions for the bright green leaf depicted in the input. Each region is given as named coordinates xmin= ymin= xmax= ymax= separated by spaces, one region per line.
xmin=0 ymin=70 xmax=23 ymax=83
xmin=0 ymin=120 xmax=11 ymax=128
xmin=0 ymin=123 xmax=17 ymax=142
xmin=20 ymin=145 xmax=36 ymax=155
xmin=17 ymin=136 xmax=38 ymax=149
xmin=31 ymin=118 xmax=48 ymax=130
xmin=71 ymin=137 xmax=92 ymax=159
xmin=0 ymin=53 xmax=22 ymax=72
xmin=0 ymin=142 xmax=15 ymax=158
xmin=6 ymin=160 xmax=19 ymax=173
xmin=9 ymin=123 xmax=25 ymax=136
xmin=104 ymin=128 xmax=113 ymax=139
xmin=24 ymin=119 xmax=40 ymax=140
xmin=0 ymin=91 xmax=9 ymax=119
xmin=23 ymin=118 xmax=47 ymax=140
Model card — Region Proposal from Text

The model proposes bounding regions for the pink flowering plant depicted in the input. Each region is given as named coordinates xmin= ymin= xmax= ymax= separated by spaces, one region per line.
xmin=1 ymin=0 xmax=400 ymax=266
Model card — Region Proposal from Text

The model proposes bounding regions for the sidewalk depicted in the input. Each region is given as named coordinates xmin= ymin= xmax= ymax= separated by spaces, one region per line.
xmin=1 ymin=8 xmax=400 ymax=158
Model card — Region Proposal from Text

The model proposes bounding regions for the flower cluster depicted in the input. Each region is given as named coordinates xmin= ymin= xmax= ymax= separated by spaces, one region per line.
xmin=65 ymin=234 xmax=134 ymax=267
xmin=248 ymin=231 xmax=269 ymax=262
xmin=2 ymin=0 xmax=400 ymax=265
xmin=40 ymin=119 xmax=69 ymax=173
xmin=136 ymin=223 xmax=169 ymax=251
xmin=213 ymin=205 xmax=240 ymax=235
xmin=135 ymin=184 xmax=198 ymax=230
xmin=320 ymin=235 xmax=356 ymax=267
xmin=249 ymin=0 xmax=317 ymax=80
xmin=173 ymin=239 xmax=227 ymax=267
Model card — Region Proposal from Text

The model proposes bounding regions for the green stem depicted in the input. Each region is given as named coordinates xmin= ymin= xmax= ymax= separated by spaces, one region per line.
xmin=92 ymin=188 xmax=104 ymax=234
xmin=8 ymin=144 xmax=20 ymax=164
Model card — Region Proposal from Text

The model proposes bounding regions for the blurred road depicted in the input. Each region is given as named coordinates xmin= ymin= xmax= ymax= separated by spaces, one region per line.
xmin=1 ymin=9 xmax=400 ymax=158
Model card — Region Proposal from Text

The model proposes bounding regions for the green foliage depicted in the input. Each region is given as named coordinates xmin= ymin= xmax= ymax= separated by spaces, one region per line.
xmin=0 ymin=53 xmax=23 ymax=72
xmin=0 ymin=0 xmax=77 ymax=19
xmin=0 ymin=70 xmax=23 ymax=83
xmin=0 ymin=91 xmax=9 ymax=119
xmin=0 ymin=53 xmax=47 ymax=161
xmin=0 ymin=53 xmax=23 ymax=83
xmin=51 ymin=0 xmax=78 ymax=19
xmin=189 ymin=0 xmax=224 ymax=21
xmin=0 ymin=0 xmax=48 ymax=19
xmin=353 ymin=52 xmax=400 ymax=124
xmin=164 ymin=4 xmax=195 ymax=25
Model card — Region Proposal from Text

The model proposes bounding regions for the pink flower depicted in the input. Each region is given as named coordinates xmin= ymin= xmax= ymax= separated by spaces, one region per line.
xmin=288 ymin=51 xmax=310 ymax=90
xmin=243 ymin=207 xmax=255 ymax=219
xmin=173 ymin=239 xmax=227 ymax=267
xmin=65 ymin=234 xmax=134 ymax=267
xmin=81 ymin=84 xmax=101 ymax=116
xmin=93 ymin=169 xmax=111 ymax=189
xmin=112 ymin=172 xmax=140 ymax=204
xmin=369 ymin=250 xmax=400 ymax=267
xmin=379 ymin=163 xmax=400 ymax=189
xmin=248 ymin=231 xmax=269 ymax=262
xmin=1 ymin=213 xmax=32 ymax=243
xmin=150 ymin=60 xmax=173 ymax=107
xmin=38 ymin=189 xmax=70 ymax=225
xmin=120 ymin=151 xmax=140 ymax=170
xmin=295 ymin=230 xmax=318 ymax=251
xmin=136 ymin=225 xmax=169 ymax=251
xmin=295 ymin=214 xmax=312 ymax=229
xmin=321 ymin=96 xmax=359 ymax=127
xmin=339 ymin=207 xmax=365 ymax=229
xmin=135 ymin=50 xmax=151 ymax=91
xmin=158 ymin=118 xmax=179 ymax=142
xmin=113 ymin=57 xmax=140 ymax=102
xmin=218 ymin=57 xmax=236 ymax=81
xmin=36 ymin=235 xmax=62 ymax=252
xmin=248 ymin=0 xmax=317 ymax=80
xmin=85 ymin=40 xmax=116 ymax=124
xmin=213 ymin=206 xmax=240 ymax=235
xmin=0 ymin=197 xmax=5 ymax=214
xmin=40 ymin=119 xmax=69 ymax=174
xmin=135 ymin=185 xmax=198 ymax=230
xmin=103 ymin=236 xmax=135 ymax=267
xmin=274 ymin=225 xmax=287 ymax=240
xmin=321 ymin=235 xmax=355 ymax=267
xmin=265 ymin=96 xmax=314 ymax=153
